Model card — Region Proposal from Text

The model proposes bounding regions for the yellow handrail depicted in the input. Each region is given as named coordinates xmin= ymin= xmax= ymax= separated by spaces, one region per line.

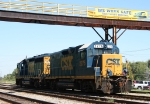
xmin=0 ymin=0 xmax=149 ymax=21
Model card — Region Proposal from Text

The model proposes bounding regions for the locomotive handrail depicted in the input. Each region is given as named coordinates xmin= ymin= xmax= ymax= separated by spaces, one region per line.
xmin=0 ymin=0 xmax=149 ymax=21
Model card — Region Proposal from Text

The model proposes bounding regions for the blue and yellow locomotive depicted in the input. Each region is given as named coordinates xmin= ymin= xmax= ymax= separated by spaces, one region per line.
xmin=16 ymin=40 xmax=132 ymax=94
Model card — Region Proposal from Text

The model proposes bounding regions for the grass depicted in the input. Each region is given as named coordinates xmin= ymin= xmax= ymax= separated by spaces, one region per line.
xmin=0 ymin=80 xmax=15 ymax=84
xmin=107 ymin=99 xmax=114 ymax=103
xmin=131 ymin=89 xmax=150 ymax=92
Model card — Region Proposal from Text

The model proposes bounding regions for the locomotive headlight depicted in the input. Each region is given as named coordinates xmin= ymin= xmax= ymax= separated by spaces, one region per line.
xmin=107 ymin=45 xmax=113 ymax=48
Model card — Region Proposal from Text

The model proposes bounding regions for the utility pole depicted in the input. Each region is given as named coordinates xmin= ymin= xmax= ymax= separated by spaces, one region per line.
xmin=126 ymin=60 xmax=134 ymax=82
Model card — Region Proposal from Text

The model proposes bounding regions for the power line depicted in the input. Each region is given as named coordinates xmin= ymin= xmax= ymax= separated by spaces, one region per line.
xmin=121 ymin=53 xmax=150 ymax=56
xmin=122 ymin=48 xmax=150 ymax=52
xmin=121 ymin=53 xmax=133 ymax=56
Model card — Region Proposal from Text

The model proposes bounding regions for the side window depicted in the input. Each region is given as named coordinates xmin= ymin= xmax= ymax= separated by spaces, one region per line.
xmin=88 ymin=49 xmax=93 ymax=57
xmin=139 ymin=81 xmax=143 ymax=84
xmin=113 ymin=48 xmax=119 ymax=54
xmin=145 ymin=82 xmax=147 ymax=84
xmin=95 ymin=49 xmax=102 ymax=55
xmin=80 ymin=51 xmax=86 ymax=59
xmin=114 ymin=49 xmax=117 ymax=54
xmin=17 ymin=64 xmax=19 ymax=69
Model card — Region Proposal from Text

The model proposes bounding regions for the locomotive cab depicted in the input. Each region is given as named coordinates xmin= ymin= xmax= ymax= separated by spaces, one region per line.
xmin=79 ymin=40 xmax=131 ymax=93
xmin=79 ymin=40 xmax=119 ymax=68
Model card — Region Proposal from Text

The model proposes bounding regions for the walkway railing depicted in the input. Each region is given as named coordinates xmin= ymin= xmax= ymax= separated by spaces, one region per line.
xmin=0 ymin=0 xmax=150 ymax=21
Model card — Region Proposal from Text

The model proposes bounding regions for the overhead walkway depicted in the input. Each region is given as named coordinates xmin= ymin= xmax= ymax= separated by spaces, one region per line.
xmin=0 ymin=0 xmax=150 ymax=44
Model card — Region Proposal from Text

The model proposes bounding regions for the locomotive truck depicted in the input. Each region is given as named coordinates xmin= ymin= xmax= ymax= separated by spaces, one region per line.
xmin=16 ymin=40 xmax=132 ymax=94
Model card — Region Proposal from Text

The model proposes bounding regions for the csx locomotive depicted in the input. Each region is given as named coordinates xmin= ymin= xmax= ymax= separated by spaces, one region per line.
xmin=16 ymin=40 xmax=132 ymax=94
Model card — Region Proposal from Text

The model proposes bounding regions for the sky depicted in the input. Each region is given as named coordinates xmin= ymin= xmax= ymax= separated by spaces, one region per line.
xmin=0 ymin=0 xmax=150 ymax=77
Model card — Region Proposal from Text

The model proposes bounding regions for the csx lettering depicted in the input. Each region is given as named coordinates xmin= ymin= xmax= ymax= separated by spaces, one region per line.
xmin=106 ymin=58 xmax=120 ymax=65
xmin=61 ymin=56 xmax=73 ymax=70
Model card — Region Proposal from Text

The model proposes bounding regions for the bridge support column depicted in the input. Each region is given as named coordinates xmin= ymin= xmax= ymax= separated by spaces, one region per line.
xmin=113 ymin=26 xmax=117 ymax=45
xmin=105 ymin=28 xmax=109 ymax=41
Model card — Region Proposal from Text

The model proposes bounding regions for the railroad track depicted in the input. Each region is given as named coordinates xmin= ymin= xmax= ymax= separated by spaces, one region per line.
xmin=0 ymin=88 xmax=114 ymax=104
xmin=0 ymin=83 xmax=17 ymax=89
xmin=0 ymin=84 xmax=150 ymax=104
xmin=111 ymin=93 xmax=150 ymax=101
xmin=0 ymin=91 xmax=54 ymax=104
xmin=0 ymin=83 xmax=15 ymax=85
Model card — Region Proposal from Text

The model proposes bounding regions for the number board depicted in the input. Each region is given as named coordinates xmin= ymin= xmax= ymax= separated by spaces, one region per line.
xmin=94 ymin=44 xmax=104 ymax=48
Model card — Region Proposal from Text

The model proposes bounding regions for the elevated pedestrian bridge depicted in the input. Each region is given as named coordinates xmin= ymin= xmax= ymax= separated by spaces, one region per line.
xmin=0 ymin=0 xmax=150 ymax=44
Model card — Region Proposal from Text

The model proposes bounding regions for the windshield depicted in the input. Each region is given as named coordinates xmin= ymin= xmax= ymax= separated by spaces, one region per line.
xmin=95 ymin=49 xmax=112 ymax=55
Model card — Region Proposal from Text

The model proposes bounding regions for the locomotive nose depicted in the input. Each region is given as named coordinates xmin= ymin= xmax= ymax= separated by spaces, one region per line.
xmin=101 ymin=54 xmax=123 ymax=77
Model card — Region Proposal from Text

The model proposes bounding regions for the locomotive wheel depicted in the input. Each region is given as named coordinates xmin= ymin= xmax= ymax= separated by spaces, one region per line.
xmin=101 ymin=81 xmax=112 ymax=94
xmin=46 ymin=81 xmax=50 ymax=88
xmin=81 ymin=82 xmax=87 ymax=92
xmin=34 ymin=80 xmax=39 ymax=88
xmin=40 ymin=82 xmax=44 ymax=88
xmin=19 ymin=80 xmax=22 ymax=87
xmin=50 ymin=81 xmax=56 ymax=90
xmin=82 ymin=81 xmax=93 ymax=92
xmin=57 ymin=87 xmax=66 ymax=91
xmin=120 ymin=79 xmax=129 ymax=93
xmin=89 ymin=81 xmax=96 ymax=92
xmin=30 ymin=81 xmax=34 ymax=87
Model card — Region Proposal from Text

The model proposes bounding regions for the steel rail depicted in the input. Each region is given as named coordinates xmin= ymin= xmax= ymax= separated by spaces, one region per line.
xmin=0 ymin=86 xmax=147 ymax=104
xmin=0 ymin=91 xmax=54 ymax=104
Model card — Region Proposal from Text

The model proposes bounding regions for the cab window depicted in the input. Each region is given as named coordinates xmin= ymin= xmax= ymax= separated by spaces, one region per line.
xmin=95 ymin=49 xmax=102 ymax=55
xmin=104 ymin=50 xmax=112 ymax=54
xmin=80 ymin=50 xmax=86 ymax=59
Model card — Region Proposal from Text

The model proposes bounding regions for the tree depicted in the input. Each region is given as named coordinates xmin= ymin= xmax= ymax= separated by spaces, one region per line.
xmin=2 ymin=68 xmax=17 ymax=81
xmin=130 ymin=61 xmax=147 ymax=80
xmin=147 ymin=59 xmax=150 ymax=68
